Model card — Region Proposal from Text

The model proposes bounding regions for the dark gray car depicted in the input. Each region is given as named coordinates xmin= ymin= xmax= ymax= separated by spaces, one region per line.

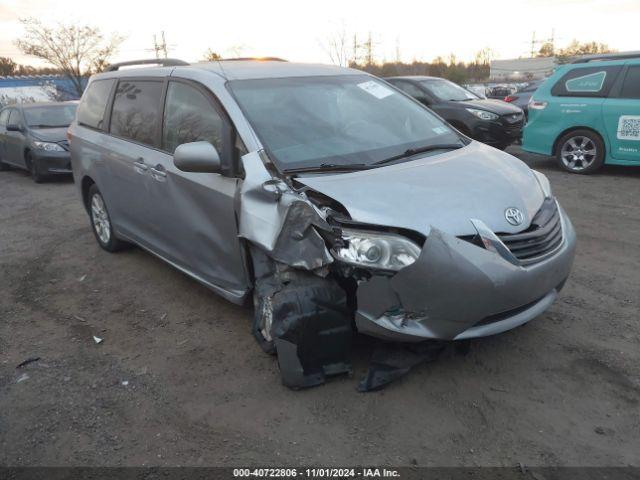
xmin=0 ymin=102 xmax=77 ymax=182
xmin=69 ymin=59 xmax=576 ymax=389
xmin=504 ymin=80 xmax=544 ymax=118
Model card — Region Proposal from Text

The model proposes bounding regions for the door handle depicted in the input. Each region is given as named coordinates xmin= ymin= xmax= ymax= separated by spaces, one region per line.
xmin=133 ymin=157 xmax=148 ymax=173
xmin=150 ymin=164 xmax=167 ymax=181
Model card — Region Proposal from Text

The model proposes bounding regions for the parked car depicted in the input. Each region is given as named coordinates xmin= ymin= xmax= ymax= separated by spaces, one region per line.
xmin=486 ymin=84 xmax=517 ymax=99
xmin=523 ymin=53 xmax=640 ymax=173
xmin=0 ymin=101 xmax=77 ymax=182
xmin=504 ymin=80 xmax=544 ymax=118
xmin=69 ymin=59 xmax=575 ymax=389
xmin=385 ymin=76 xmax=525 ymax=149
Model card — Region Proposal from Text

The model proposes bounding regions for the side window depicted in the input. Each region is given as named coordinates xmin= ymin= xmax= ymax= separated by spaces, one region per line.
xmin=7 ymin=109 xmax=21 ymax=126
xmin=77 ymin=79 xmax=115 ymax=130
xmin=110 ymin=80 xmax=163 ymax=147
xmin=619 ymin=66 xmax=640 ymax=99
xmin=0 ymin=109 xmax=9 ymax=126
xmin=162 ymin=81 xmax=225 ymax=154
xmin=551 ymin=66 xmax=622 ymax=98
xmin=393 ymin=81 xmax=428 ymax=101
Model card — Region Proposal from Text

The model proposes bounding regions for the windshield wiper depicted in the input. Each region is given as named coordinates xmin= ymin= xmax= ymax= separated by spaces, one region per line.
xmin=29 ymin=124 xmax=68 ymax=129
xmin=372 ymin=143 xmax=464 ymax=166
xmin=284 ymin=162 xmax=372 ymax=174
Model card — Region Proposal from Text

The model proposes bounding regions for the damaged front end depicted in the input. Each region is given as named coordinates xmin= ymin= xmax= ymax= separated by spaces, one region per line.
xmin=238 ymin=150 xmax=576 ymax=391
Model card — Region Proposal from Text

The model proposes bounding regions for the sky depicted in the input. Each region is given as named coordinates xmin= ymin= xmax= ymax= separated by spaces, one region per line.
xmin=0 ymin=0 xmax=638 ymax=67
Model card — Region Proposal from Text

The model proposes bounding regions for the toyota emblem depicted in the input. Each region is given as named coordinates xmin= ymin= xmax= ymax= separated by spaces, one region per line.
xmin=505 ymin=207 xmax=524 ymax=226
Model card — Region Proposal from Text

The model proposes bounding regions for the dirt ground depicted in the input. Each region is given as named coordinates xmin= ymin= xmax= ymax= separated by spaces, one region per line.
xmin=1 ymin=147 xmax=639 ymax=467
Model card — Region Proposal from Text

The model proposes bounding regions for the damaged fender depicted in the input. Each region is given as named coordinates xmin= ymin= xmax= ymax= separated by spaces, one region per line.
xmin=238 ymin=151 xmax=333 ymax=271
xmin=240 ymin=152 xmax=353 ymax=389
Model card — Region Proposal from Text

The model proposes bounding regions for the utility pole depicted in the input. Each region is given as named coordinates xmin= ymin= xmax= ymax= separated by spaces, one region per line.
xmin=530 ymin=31 xmax=536 ymax=58
xmin=364 ymin=32 xmax=374 ymax=65
xmin=152 ymin=31 xmax=169 ymax=59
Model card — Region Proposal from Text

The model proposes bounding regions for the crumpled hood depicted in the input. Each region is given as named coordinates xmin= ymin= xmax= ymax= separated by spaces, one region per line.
xmin=29 ymin=127 xmax=68 ymax=142
xmin=297 ymin=141 xmax=545 ymax=237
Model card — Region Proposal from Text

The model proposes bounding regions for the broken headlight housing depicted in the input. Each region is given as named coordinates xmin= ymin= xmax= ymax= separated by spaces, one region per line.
xmin=334 ymin=228 xmax=421 ymax=271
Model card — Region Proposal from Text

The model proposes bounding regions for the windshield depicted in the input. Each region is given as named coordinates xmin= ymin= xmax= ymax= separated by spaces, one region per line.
xmin=229 ymin=75 xmax=462 ymax=171
xmin=24 ymin=104 xmax=77 ymax=128
xmin=420 ymin=79 xmax=479 ymax=101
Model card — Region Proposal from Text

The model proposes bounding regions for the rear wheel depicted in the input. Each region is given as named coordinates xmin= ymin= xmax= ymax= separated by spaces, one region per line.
xmin=88 ymin=184 xmax=128 ymax=252
xmin=26 ymin=152 xmax=46 ymax=183
xmin=556 ymin=130 xmax=605 ymax=174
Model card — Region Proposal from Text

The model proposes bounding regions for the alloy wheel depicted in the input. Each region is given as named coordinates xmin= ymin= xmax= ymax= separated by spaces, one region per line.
xmin=560 ymin=136 xmax=597 ymax=172
xmin=91 ymin=193 xmax=111 ymax=245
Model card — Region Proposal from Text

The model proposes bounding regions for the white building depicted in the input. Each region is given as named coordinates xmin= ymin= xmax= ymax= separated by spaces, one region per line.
xmin=490 ymin=57 xmax=557 ymax=81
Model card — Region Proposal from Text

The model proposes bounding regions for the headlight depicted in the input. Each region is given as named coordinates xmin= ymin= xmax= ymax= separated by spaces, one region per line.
xmin=466 ymin=108 xmax=499 ymax=121
xmin=532 ymin=170 xmax=552 ymax=198
xmin=334 ymin=228 xmax=421 ymax=271
xmin=33 ymin=141 xmax=64 ymax=152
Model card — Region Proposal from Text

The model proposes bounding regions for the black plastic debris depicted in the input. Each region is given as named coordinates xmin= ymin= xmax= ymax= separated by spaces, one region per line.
xmin=16 ymin=357 xmax=40 ymax=369
xmin=358 ymin=341 xmax=445 ymax=392
xmin=272 ymin=276 xmax=353 ymax=389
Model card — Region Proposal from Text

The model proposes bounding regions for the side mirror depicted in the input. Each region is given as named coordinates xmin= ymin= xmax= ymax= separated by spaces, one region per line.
xmin=173 ymin=141 xmax=221 ymax=173
xmin=6 ymin=123 xmax=21 ymax=132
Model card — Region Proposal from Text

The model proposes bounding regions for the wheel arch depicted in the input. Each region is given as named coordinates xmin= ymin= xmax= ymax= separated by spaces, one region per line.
xmin=552 ymin=126 xmax=607 ymax=157
xmin=81 ymin=175 xmax=96 ymax=213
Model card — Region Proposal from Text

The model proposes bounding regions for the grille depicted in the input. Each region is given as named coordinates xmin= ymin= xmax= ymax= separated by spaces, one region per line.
xmin=498 ymin=198 xmax=563 ymax=264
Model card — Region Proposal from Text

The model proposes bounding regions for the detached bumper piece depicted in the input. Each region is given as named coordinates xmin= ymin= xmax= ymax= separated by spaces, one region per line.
xmin=261 ymin=272 xmax=353 ymax=389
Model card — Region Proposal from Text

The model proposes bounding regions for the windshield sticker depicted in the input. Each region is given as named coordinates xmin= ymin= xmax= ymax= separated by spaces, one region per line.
xmin=432 ymin=126 xmax=449 ymax=135
xmin=565 ymin=71 xmax=607 ymax=93
xmin=617 ymin=115 xmax=640 ymax=140
xmin=357 ymin=81 xmax=394 ymax=99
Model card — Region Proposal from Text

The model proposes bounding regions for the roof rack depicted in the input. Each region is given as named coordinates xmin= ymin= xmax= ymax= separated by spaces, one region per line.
xmin=105 ymin=58 xmax=190 ymax=72
xmin=571 ymin=51 xmax=640 ymax=63
xmin=221 ymin=57 xmax=287 ymax=62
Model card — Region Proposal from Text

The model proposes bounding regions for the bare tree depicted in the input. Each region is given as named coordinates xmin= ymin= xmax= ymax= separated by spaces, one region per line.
xmin=203 ymin=49 xmax=222 ymax=61
xmin=321 ymin=25 xmax=351 ymax=67
xmin=15 ymin=18 xmax=124 ymax=97
xmin=475 ymin=47 xmax=495 ymax=66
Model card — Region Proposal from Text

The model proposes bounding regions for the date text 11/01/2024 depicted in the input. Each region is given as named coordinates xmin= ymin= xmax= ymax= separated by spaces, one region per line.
xmin=233 ymin=468 xmax=401 ymax=477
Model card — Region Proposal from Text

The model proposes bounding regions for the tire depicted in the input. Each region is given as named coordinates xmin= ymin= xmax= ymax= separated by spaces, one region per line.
xmin=253 ymin=290 xmax=277 ymax=355
xmin=0 ymin=155 xmax=9 ymax=171
xmin=555 ymin=129 xmax=605 ymax=174
xmin=26 ymin=152 xmax=46 ymax=183
xmin=87 ymin=184 xmax=128 ymax=252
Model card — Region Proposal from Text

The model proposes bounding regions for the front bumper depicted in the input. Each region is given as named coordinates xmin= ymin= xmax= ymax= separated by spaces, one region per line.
xmin=354 ymin=205 xmax=576 ymax=341
xmin=472 ymin=117 xmax=524 ymax=147
xmin=31 ymin=150 xmax=72 ymax=174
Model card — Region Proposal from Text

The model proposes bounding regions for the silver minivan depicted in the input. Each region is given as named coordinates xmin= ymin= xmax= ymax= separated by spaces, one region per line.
xmin=69 ymin=59 xmax=576 ymax=389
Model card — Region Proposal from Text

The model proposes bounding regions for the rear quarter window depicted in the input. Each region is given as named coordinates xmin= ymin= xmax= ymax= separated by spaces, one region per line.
xmin=110 ymin=80 xmax=163 ymax=147
xmin=77 ymin=79 xmax=116 ymax=130
xmin=551 ymin=66 xmax=622 ymax=98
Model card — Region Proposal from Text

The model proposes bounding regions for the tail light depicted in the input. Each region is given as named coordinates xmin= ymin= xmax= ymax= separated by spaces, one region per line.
xmin=504 ymin=95 xmax=518 ymax=102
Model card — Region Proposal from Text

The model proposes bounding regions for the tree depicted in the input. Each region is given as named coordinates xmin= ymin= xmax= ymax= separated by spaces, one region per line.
xmin=0 ymin=57 xmax=17 ymax=76
xmin=537 ymin=41 xmax=555 ymax=57
xmin=203 ymin=49 xmax=222 ymax=61
xmin=321 ymin=25 xmax=351 ymax=67
xmin=15 ymin=18 xmax=123 ymax=97
xmin=475 ymin=47 xmax=495 ymax=66
xmin=557 ymin=40 xmax=615 ymax=60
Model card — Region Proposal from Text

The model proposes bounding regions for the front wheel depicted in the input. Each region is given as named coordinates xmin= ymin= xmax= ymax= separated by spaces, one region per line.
xmin=26 ymin=152 xmax=46 ymax=183
xmin=88 ymin=184 xmax=129 ymax=252
xmin=556 ymin=130 xmax=605 ymax=174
